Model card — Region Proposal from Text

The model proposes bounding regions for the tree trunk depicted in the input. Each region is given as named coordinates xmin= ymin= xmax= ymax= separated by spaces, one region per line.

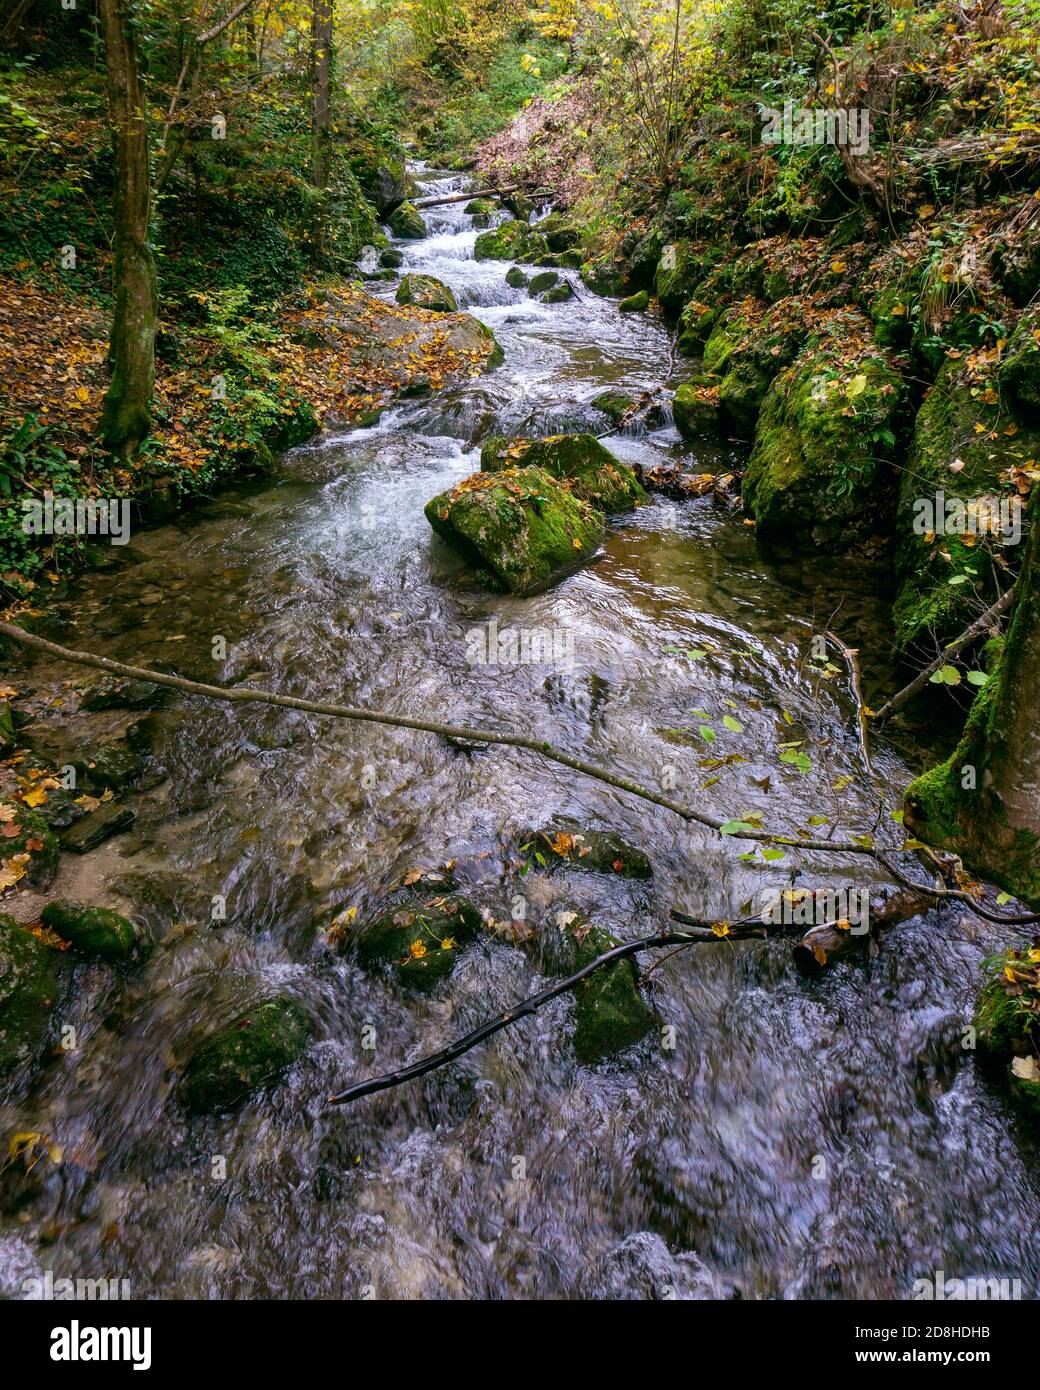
xmin=905 ymin=495 xmax=1040 ymax=906
xmin=98 ymin=0 xmax=157 ymax=460
xmin=311 ymin=0 xmax=333 ymax=192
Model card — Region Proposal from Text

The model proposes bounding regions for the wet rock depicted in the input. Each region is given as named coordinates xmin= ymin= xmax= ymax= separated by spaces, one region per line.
xmin=541 ymin=283 xmax=573 ymax=304
xmin=580 ymin=257 xmax=627 ymax=297
xmin=474 ymin=220 xmax=548 ymax=262
xmin=480 ymin=433 xmax=647 ymax=513
xmin=505 ymin=266 xmax=528 ymax=289
xmin=702 ymin=299 xmax=807 ymax=434
xmin=743 ymin=313 xmax=904 ymax=549
xmin=396 ymin=273 xmax=459 ymax=313
xmin=464 ymin=197 xmax=496 ymax=216
xmin=425 ymin=465 xmax=605 ymax=595
xmin=619 ymin=290 xmax=650 ymax=313
xmin=584 ymin=1232 xmax=727 ymax=1300
xmin=59 ymin=802 xmax=136 ymax=854
xmin=528 ymin=270 xmax=559 ymax=295
xmin=592 ymin=391 xmax=637 ymax=425
xmin=22 ymin=723 xmax=145 ymax=793
xmin=182 ymin=998 xmax=311 ymax=1113
xmin=80 ymin=676 xmax=168 ymax=712
xmin=518 ymin=824 xmax=653 ymax=879
xmin=358 ymin=159 xmax=414 ymax=216
xmin=341 ymin=894 xmax=483 ymax=991
xmin=386 ymin=200 xmax=426 ymax=239
xmin=550 ymin=912 xmax=656 ymax=1062
xmin=379 ymin=247 xmax=403 ymax=269
xmin=0 ymin=805 xmax=59 ymax=887
xmin=672 ymin=379 xmax=722 ymax=439
xmin=41 ymin=900 xmax=141 ymax=963
xmin=654 ymin=239 xmax=727 ymax=316
xmin=0 ymin=914 xmax=59 ymax=1078
xmin=537 ymin=213 xmax=580 ymax=252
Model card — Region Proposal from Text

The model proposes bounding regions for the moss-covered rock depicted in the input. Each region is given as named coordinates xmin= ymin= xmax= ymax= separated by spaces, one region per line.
xmin=344 ymin=894 xmax=482 ymax=991
xmin=182 ymin=998 xmax=311 ymax=1113
xmin=672 ymin=378 xmax=722 ymax=439
xmin=973 ymin=947 xmax=1040 ymax=1118
xmin=541 ymin=283 xmax=573 ymax=304
xmin=0 ymin=701 xmax=16 ymax=755
xmin=892 ymin=359 xmax=1040 ymax=655
xmin=537 ymin=212 xmax=580 ymax=253
xmin=0 ymin=914 xmax=58 ymax=1077
xmin=480 ymin=433 xmax=647 ymax=513
xmin=505 ymin=266 xmax=528 ymax=289
xmin=474 ymin=220 xmax=548 ymax=262
xmin=654 ymin=240 xmax=726 ymax=316
xmin=22 ymin=723 xmax=145 ymax=793
xmin=1 ymin=802 xmax=59 ymax=888
xmin=379 ymin=247 xmax=403 ymax=269
xmin=566 ymin=919 xmax=657 ymax=1062
xmin=743 ymin=317 xmax=904 ymax=548
xmin=580 ymin=257 xmax=627 ymax=297
xmin=386 ymin=201 xmax=426 ymax=239
xmin=519 ymin=824 xmax=653 ymax=878
xmin=80 ymin=677 xmax=168 ymax=712
xmin=698 ymin=299 xmax=806 ymax=434
xmin=619 ymin=290 xmax=649 ymax=313
xmin=395 ymin=273 xmax=458 ymax=313
xmin=999 ymin=304 xmax=1040 ymax=413
xmin=465 ymin=197 xmax=496 ymax=215
xmin=529 ymin=270 xmax=559 ymax=295
xmin=425 ymin=466 xmax=605 ymax=594
xmin=41 ymin=900 xmax=141 ymax=962
xmin=591 ymin=391 xmax=637 ymax=425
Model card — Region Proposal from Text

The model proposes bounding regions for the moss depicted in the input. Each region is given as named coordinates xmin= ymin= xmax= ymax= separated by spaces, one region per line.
xmin=0 ymin=700 xmax=14 ymax=755
xmin=395 ymin=273 xmax=458 ymax=312
xmin=973 ymin=949 xmax=1040 ymax=1118
xmin=425 ymin=465 xmax=605 ymax=594
xmin=654 ymin=239 xmax=727 ymax=316
xmin=999 ymin=304 xmax=1040 ymax=412
xmin=743 ymin=319 xmax=903 ymax=548
xmin=1 ymin=803 xmax=59 ymax=887
xmin=480 ymin=433 xmax=647 ymax=513
xmin=541 ymin=283 xmax=572 ymax=303
xmin=672 ymin=378 xmax=722 ymax=439
xmin=702 ymin=299 xmax=807 ymax=433
xmin=386 ymin=201 xmax=426 ymax=239
xmin=892 ymin=359 xmax=1040 ymax=655
xmin=569 ymin=921 xmax=657 ymax=1062
xmin=580 ymin=257 xmax=627 ymax=297
xmin=347 ymin=895 xmax=482 ymax=991
xmin=0 ymin=914 xmax=58 ymax=1077
xmin=474 ymin=220 xmax=548 ymax=262
xmin=182 ymin=997 xmax=311 ymax=1113
xmin=618 ymin=290 xmax=649 ymax=313
xmin=464 ymin=198 xmax=496 ymax=215
xmin=519 ymin=824 xmax=653 ymax=878
xmin=528 ymin=270 xmax=559 ymax=295
xmin=592 ymin=391 xmax=637 ymax=425
xmin=505 ymin=266 xmax=528 ymax=288
xmin=41 ymin=900 xmax=141 ymax=962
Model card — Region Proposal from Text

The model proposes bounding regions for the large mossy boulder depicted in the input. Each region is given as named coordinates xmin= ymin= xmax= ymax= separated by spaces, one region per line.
xmin=396 ymin=273 xmax=458 ymax=313
xmin=346 ymin=895 xmax=482 ymax=991
xmin=356 ymin=158 xmax=414 ymax=216
xmin=386 ymin=200 xmax=426 ymax=239
xmin=474 ymin=220 xmax=548 ymax=263
xmin=519 ymin=824 xmax=653 ymax=879
xmin=182 ymin=998 xmax=311 ymax=1113
xmin=743 ymin=318 xmax=903 ymax=548
xmin=654 ymin=239 xmax=726 ymax=317
xmin=0 ymin=914 xmax=58 ymax=1078
xmin=537 ymin=212 xmax=580 ymax=253
xmin=465 ymin=197 xmax=496 ymax=216
xmin=41 ymin=900 xmax=141 ymax=963
xmin=892 ymin=359 xmax=1040 ymax=656
xmin=528 ymin=270 xmax=559 ymax=296
xmin=672 ymin=378 xmax=722 ymax=439
xmin=618 ymin=290 xmax=649 ymax=313
xmin=999 ymin=304 xmax=1040 ymax=413
xmin=973 ymin=947 xmax=1040 ymax=1118
xmin=699 ymin=299 xmax=806 ymax=434
xmin=425 ymin=466 xmax=604 ymax=595
xmin=480 ymin=434 xmax=647 ymax=513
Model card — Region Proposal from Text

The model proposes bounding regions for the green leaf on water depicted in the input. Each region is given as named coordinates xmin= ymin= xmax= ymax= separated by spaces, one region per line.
xmin=699 ymin=724 xmax=716 ymax=745
xmin=722 ymin=715 xmax=743 ymax=733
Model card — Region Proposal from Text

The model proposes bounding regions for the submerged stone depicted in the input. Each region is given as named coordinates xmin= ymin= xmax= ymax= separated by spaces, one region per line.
xmin=479 ymin=433 xmax=647 ymax=513
xmin=344 ymin=894 xmax=483 ymax=991
xmin=505 ymin=266 xmax=528 ymax=288
xmin=182 ymin=998 xmax=311 ymax=1113
xmin=41 ymin=900 xmax=141 ymax=962
xmin=528 ymin=270 xmax=559 ymax=295
xmin=396 ymin=273 xmax=458 ymax=313
xmin=425 ymin=465 xmax=604 ymax=595
xmin=59 ymin=802 xmax=136 ymax=854
xmin=519 ymin=824 xmax=653 ymax=878
xmin=0 ymin=804 xmax=59 ymax=887
xmin=540 ymin=283 xmax=573 ymax=303
xmin=618 ymin=290 xmax=649 ymax=313
xmin=0 ymin=914 xmax=58 ymax=1078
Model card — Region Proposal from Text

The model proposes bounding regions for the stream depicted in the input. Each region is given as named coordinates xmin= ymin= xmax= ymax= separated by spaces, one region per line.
xmin=2 ymin=168 xmax=1038 ymax=1301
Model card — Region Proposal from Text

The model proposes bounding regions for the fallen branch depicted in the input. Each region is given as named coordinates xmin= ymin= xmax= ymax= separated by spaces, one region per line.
xmin=792 ymin=887 xmax=933 ymax=975
xmin=872 ymin=588 xmax=1014 ymax=724
xmin=825 ymin=629 xmax=873 ymax=776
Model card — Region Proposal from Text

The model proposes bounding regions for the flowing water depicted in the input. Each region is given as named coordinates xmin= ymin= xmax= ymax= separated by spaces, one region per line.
xmin=2 ymin=169 xmax=1038 ymax=1301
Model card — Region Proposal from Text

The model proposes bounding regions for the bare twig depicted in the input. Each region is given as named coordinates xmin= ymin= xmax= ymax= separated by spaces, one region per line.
xmin=824 ymin=628 xmax=874 ymax=776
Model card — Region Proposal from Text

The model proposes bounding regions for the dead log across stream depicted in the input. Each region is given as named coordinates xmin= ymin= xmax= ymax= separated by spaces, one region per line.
xmin=792 ymin=887 xmax=935 ymax=975
xmin=410 ymin=185 xmax=553 ymax=208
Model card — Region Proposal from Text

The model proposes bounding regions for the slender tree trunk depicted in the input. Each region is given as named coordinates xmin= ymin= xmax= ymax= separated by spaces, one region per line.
xmin=905 ymin=495 xmax=1040 ymax=905
xmin=311 ymin=0 xmax=333 ymax=253
xmin=98 ymin=0 xmax=157 ymax=459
